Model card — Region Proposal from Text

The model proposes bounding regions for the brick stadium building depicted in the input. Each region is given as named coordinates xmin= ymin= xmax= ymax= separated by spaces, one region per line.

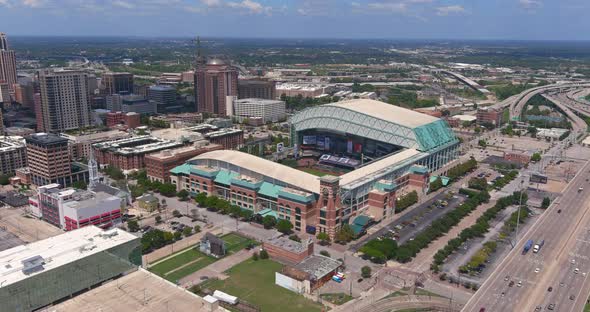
xmin=145 ymin=142 xmax=222 ymax=183
xmin=204 ymin=128 xmax=244 ymax=149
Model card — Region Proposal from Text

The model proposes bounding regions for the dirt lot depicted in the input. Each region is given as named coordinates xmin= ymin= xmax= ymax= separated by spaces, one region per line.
xmin=0 ymin=206 xmax=62 ymax=244
xmin=487 ymin=135 xmax=552 ymax=153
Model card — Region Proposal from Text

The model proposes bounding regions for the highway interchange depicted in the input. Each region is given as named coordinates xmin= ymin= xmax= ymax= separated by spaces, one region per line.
xmin=463 ymin=84 xmax=590 ymax=312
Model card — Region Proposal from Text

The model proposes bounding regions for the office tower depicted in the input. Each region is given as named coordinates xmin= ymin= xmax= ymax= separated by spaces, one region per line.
xmin=238 ymin=78 xmax=277 ymax=100
xmin=194 ymin=58 xmax=238 ymax=116
xmin=37 ymin=70 xmax=92 ymax=132
xmin=0 ymin=33 xmax=7 ymax=50
xmin=26 ymin=133 xmax=89 ymax=186
xmin=0 ymin=81 xmax=9 ymax=103
xmin=102 ymin=72 xmax=134 ymax=95
xmin=148 ymin=85 xmax=176 ymax=113
xmin=14 ymin=82 xmax=34 ymax=107
xmin=0 ymin=33 xmax=17 ymax=94
xmin=0 ymin=136 xmax=26 ymax=175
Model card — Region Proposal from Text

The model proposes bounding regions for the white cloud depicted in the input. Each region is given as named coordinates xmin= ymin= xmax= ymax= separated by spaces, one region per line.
xmin=226 ymin=0 xmax=266 ymax=14
xmin=112 ymin=0 xmax=134 ymax=9
xmin=22 ymin=0 xmax=46 ymax=8
xmin=367 ymin=2 xmax=407 ymax=13
xmin=519 ymin=0 xmax=542 ymax=9
xmin=297 ymin=0 xmax=332 ymax=16
xmin=436 ymin=5 xmax=465 ymax=16
xmin=201 ymin=0 xmax=221 ymax=7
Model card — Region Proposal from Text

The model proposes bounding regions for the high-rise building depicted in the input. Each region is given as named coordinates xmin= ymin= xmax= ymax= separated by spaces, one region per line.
xmin=37 ymin=70 xmax=92 ymax=133
xmin=25 ymin=133 xmax=88 ymax=186
xmin=148 ymin=85 xmax=177 ymax=113
xmin=238 ymin=78 xmax=276 ymax=100
xmin=0 ymin=136 xmax=26 ymax=175
xmin=0 ymin=33 xmax=8 ymax=50
xmin=0 ymin=33 xmax=17 ymax=95
xmin=102 ymin=72 xmax=134 ymax=95
xmin=0 ymin=81 xmax=9 ymax=104
xmin=14 ymin=82 xmax=34 ymax=107
xmin=194 ymin=58 xmax=239 ymax=116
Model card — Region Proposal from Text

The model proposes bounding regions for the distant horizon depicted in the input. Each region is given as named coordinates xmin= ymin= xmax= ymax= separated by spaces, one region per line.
xmin=2 ymin=1 xmax=589 ymax=41
xmin=7 ymin=34 xmax=590 ymax=44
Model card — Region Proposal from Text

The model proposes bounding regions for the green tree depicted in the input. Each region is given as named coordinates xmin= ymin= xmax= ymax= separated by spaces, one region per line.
xmin=194 ymin=225 xmax=201 ymax=233
xmin=182 ymin=226 xmax=193 ymax=237
xmin=276 ymin=219 xmax=294 ymax=234
xmin=173 ymin=231 xmax=182 ymax=240
xmin=159 ymin=183 xmax=177 ymax=197
xmin=335 ymin=224 xmax=355 ymax=243
xmin=252 ymin=251 xmax=259 ymax=261
xmin=478 ymin=139 xmax=487 ymax=148
xmin=531 ymin=153 xmax=542 ymax=162
xmin=72 ymin=180 xmax=87 ymax=190
xmin=361 ymin=266 xmax=372 ymax=278
xmin=195 ymin=192 xmax=207 ymax=206
xmin=127 ymin=220 xmax=140 ymax=232
xmin=155 ymin=215 xmax=162 ymax=224
xmin=172 ymin=210 xmax=181 ymax=218
xmin=317 ymin=232 xmax=330 ymax=244
xmin=319 ymin=250 xmax=331 ymax=258
xmin=262 ymin=215 xmax=277 ymax=229
xmin=177 ymin=189 xmax=189 ymax=201
xmin=429 ymin=177 xmax=444 ymax=192
xmin=259 ymin=249 xmax=269 ymax=259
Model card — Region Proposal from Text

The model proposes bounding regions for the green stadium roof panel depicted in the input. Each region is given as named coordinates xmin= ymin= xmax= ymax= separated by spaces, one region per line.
xmin=259 ymin=182 xmax=283 ymax=199
xmin=214 ymin=169 xmax=239 ymax=186
xmin=170 ymin=163 xmax=191 ymax=176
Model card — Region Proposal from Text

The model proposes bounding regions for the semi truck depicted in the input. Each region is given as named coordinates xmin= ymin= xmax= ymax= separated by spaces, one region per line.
xmin=523 ymin=239 xmax=534 ymax=254
xmin=533 ymin=240 xmax=545 ymax=253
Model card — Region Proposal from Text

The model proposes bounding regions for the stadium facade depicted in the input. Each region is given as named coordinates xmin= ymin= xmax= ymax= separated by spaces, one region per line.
xmin=171 ymin=99 xmax=459 ymax=238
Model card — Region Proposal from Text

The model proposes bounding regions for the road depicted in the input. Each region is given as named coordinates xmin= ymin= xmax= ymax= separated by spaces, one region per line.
xmin=462 ymin=158 xmax=590 ymax=311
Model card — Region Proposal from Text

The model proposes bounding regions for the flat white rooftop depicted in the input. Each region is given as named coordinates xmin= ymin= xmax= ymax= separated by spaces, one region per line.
xmin=0 ymin=226 xmax=137 ymax=287
xmin=326 ymin=99 xmax=439 ymax=128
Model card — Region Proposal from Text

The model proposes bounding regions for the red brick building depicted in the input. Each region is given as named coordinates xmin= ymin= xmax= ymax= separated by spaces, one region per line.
xmin=477 ymin=108 xmax=503 ymax=126
xmin=106 ymin=111 xmax=141 ymax=129
xmin=93 ymin=136 xmax=184 ymax=170
xmin=145 ymin=143 xmax=222 ymax=183
xmin=204 ymin=128 xmax=244 ymax=149
xmin=263 ymin=237 xmax=314 ymax=264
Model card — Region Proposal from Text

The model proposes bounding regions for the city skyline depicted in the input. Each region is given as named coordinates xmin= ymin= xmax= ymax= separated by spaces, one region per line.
xmin=0 ymin=0 xmax=589 ymax=41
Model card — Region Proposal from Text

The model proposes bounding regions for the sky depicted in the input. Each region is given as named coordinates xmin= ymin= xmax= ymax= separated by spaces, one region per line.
xmin=0 ymin=0 xmax=589 ymax=40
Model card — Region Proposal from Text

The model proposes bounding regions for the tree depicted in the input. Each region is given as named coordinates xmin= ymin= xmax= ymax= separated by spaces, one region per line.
xmin=159 ymin=183 xmax=177 ymax=197
xmin=462 ymin=121 xmax=472 ymax=128
xmin=289 ymin=234 xmax=301 ymax=242
xmin=155 ymin=215 xmax=162 ymax=224
xmin=172 ymin=210 xmax=181 ymax=218
xmin=127 ymin=220 xmax=140 ymax=232
xmin=182 ymin=226 xmax=193 ymax=237
xmin=335 ymin=224 xmax=355 ymax=244
xmin=276 ymin=219 xmax=293 ymax=234
xmin=259 ymin=249 xmax=269 ymax=259
xmin=177 ymin=189 xmax=189 ymax=201
xmin=317 ymin=232 xmax=330 ymax=245
xmin=252 ymin=251 xmax=259 ymax=261
xmin=195 ymin=192 xmax=207 ymax=206
xmin=72 ymin=180 xmax=87 ymax=190
xmin=194 ymin=225 xmax=201 ymax=233
xmin=173 ymin=231 xmax=182 ymax=240
xmin=319 ymin=250 xmax=331 ymax=258
xmin=262 ymin=215 xmax=277 ymax=229
xmin=531 ymin=152 xmax=542 ymax=162
xmin=361 ymin=266 xmax=372 ymax=278
xmin=429 ymin=177 xmax=444 ymax=192
xmin=478 ymin=139 xmax=487 ymax=148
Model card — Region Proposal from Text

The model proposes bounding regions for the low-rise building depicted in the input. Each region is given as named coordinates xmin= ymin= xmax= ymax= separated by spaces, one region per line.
xmin=145 ymin=142 xmax=222 ymax=183
xmin=151 ymin=113 xmax=203 ymax=125
xmin=204 ymin=128 xmax=244 ymax=149
xmin=232 ymin=98 xmax=286 ymax=123
xmin=0 ymin=226 xmax=141 ymax=312
xmin=264 ymin=237 xmax=314 ymax=264
xmin=32 ymin=184 xmax=124 ymax=230
xmin=275 ymin=255 xmax=342 ymax=294
xmin=200 ymin=232 xmax=226 ymax=258
xmin=276 ymin=83 xmax=324 ymax=98
xmin=477 ymin=108 xmax=503 ymax=126
xmin=0 ymin=136 xmax=27 ymax=176
xmin=106 ymin=111 xmax=141 ymax=129
xmin=136 ymin=193 xmax=159 ymax=212
xmin=93 ymin=135 xmax=185 ymax=170
xmin=60 ymin=129 xmax=130 ymax=160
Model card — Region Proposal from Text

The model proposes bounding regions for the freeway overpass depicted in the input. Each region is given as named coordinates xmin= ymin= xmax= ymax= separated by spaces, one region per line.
xmin=442 ymin=70 xmax=491 ymax=94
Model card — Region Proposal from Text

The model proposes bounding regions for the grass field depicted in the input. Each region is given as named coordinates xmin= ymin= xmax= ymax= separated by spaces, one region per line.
xmin=221 ymin=232 xmax=257 ymax=254
xmin=298 ymin=167 xmax=328 ymax=177
xmin=148 ymin=233 xmax=257 ymax=283
xmin=199 ymin=259 xmax=324 ymax=312
xmin=149 ymin=248 xmax=217 ymax=283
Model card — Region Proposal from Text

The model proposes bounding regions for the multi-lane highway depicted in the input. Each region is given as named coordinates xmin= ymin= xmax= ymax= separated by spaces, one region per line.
xmin=463 ymin=158 xmax=590 ymax=312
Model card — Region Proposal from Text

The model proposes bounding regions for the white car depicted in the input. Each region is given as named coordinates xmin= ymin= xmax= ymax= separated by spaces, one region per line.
xmin=535 ymin=268 xmax=541 ymax=273
xmin=517 ymin=281 xmax=523 ymax=287
xmin=574 ymin=268 xmax=580 ymax=274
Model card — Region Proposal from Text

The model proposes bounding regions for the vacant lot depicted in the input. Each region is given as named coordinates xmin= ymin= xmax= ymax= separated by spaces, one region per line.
xmin=221 ymin=232 xmax=257 ymax=254
xmin=199 ymin=259 xmax=324 ymax=312
xmin=149 ymin=248 xmax=217 ymax=283
xmin=149 ymin=232 xmax=256 ymax=283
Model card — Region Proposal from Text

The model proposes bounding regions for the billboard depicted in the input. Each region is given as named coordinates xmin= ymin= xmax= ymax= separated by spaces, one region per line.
xmin=316 ymin=136 xmax=325 ymax=149
xmin=302 ymin=135 xmax=316 ymax=145
xmin=325 ymin=137 xmax=331 ymax=151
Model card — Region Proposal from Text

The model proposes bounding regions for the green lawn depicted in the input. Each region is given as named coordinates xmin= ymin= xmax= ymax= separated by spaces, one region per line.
xmin=585 ymin=299 xmax=590 ymax=312
xmin=221 ymin=232 xmax=258 ymax=254
xmin=149 ymin=248 xmax=217 ymax=283
xmin=320 ymin=293 xmax=353 ymax=305
xmin=199 ymin=259 xmax=324 ymax=312
xmin=298 ymin=167 xmax=328 ymax=177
